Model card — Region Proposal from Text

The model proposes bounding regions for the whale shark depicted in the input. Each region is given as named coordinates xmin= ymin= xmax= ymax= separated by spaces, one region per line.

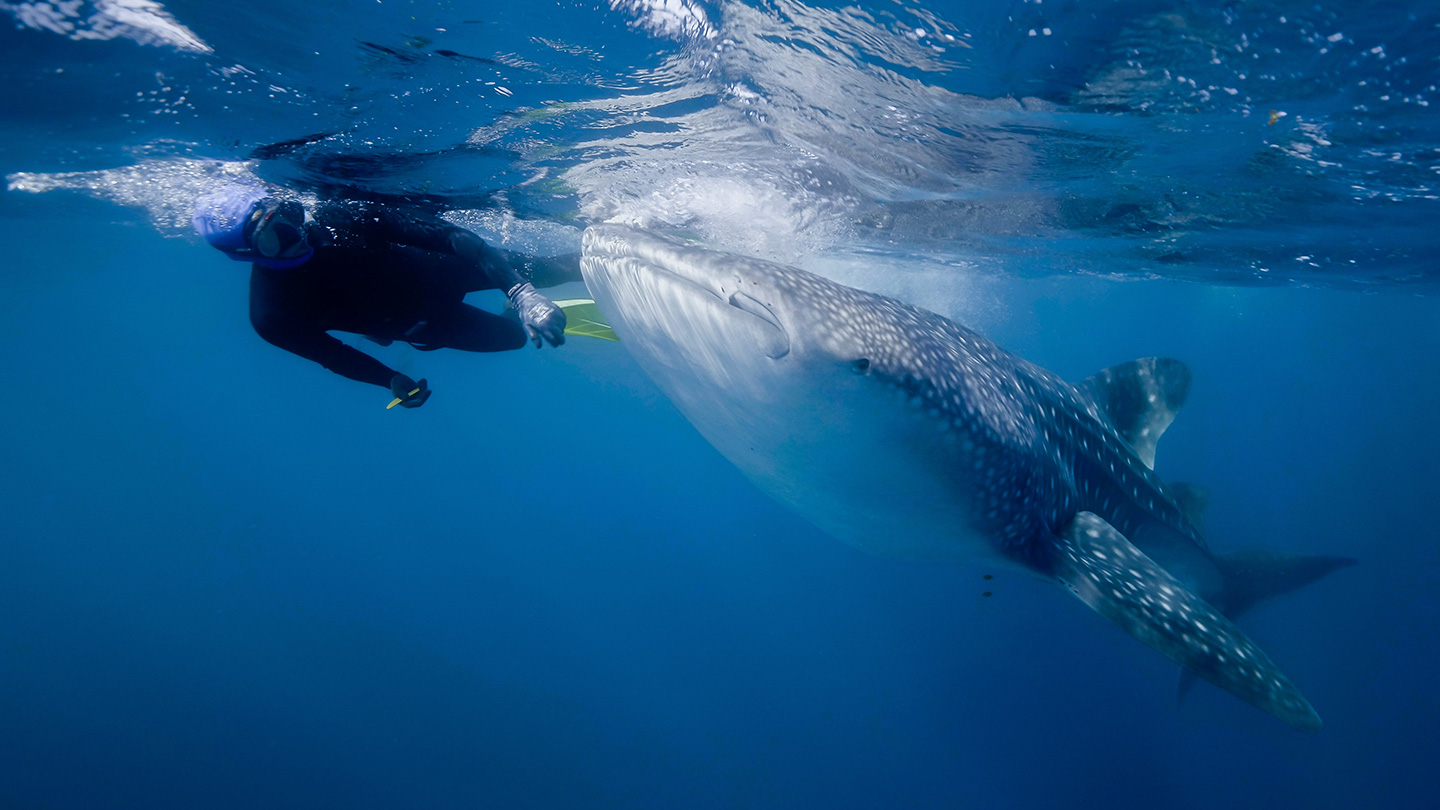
xmin=580 ymin=225 xmax=1353 ymax=731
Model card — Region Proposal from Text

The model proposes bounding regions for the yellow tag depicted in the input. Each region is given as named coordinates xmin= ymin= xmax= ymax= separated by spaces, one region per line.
xmin=386 ymin=388 xmax=421 ymax=410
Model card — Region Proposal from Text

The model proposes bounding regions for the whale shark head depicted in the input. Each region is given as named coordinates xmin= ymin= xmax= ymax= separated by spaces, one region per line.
xmin=581 ymin=225 xmax=1041 ymax=562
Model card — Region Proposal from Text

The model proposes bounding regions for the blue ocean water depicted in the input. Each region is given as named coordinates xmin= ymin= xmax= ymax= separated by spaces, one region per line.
xmin=1 ymin=1 xmax=1437 ymax=808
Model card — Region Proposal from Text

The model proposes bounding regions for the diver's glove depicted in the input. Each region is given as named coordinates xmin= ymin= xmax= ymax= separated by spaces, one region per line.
xmin=507 ymin=282 xmax=567 ymax=348
xmin=387 ymin=374 xmax=432 ymax=410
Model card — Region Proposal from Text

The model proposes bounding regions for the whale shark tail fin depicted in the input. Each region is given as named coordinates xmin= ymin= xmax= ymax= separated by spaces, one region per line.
xmin=1078 ymin=357 xmax=1191 ymax=469
xmin=1176 ymin=549 xmax=1355 ymax=704
xmin=1214 ymin=550 xmax=1357 ymax=620
xmin=1054 ymin=511 xmax=1324 ymax=732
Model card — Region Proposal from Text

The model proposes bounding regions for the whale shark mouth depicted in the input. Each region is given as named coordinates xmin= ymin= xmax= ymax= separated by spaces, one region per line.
xmin=581 ymin=228 xmax=792 ymax=360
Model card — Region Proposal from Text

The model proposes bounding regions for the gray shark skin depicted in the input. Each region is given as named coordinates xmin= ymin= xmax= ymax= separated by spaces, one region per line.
xmin=580 ymin=225 xmax=1353 ymax=732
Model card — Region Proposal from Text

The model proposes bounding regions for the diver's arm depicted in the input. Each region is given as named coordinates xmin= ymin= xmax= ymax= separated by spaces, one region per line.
xmin=448 ymin=228 xmax=525 ymax=291
xmin=356 ymin=206 xmax=566 ymax=347
xmin=366 ymin=207 xmax=524 ymax=291
xmin=252 ymin=316 xmax=397 ymax=389
xmin=497 ymin=249 xmax=583 ymax=289
xmin=249 ymin=278 xmax=396 ymax=388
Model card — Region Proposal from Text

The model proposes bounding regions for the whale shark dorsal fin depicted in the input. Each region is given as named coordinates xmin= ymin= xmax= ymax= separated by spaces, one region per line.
xmin=1078 ymin=357 xmax=1191 ymax=469
xmin=1053 ymin=512 xmax=1322 ymax=732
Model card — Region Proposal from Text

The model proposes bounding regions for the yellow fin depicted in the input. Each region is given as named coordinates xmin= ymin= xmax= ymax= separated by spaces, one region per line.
xmin=555 ymin=298 xmax=620 ymax=342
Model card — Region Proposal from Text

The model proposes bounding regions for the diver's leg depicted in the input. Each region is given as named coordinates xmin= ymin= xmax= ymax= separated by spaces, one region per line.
xmin=406 ymin=303 xmax=527 ymax=352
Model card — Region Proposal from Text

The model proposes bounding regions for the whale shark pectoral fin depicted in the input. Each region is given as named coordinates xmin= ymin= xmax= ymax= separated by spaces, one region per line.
xmin=1077 ymin=357 xmax=1190 ymax=469
xmin=1053 ymin=512 xmax=1323 ymax=732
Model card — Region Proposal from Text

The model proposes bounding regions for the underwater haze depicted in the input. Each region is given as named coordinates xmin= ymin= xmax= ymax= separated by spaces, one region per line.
xmin=2 ymin=1 xmax=1438 ymax=809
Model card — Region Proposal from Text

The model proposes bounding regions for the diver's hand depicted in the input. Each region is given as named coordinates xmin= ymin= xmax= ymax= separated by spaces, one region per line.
xmin=388 ymin=374 xmax=432 ymax=409
xmin=508 ymin=282 xmax=567 ymax=348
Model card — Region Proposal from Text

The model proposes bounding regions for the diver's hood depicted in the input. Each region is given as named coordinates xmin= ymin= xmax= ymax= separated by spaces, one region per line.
xmin=192 ymin=183 xmax=314 ymax=270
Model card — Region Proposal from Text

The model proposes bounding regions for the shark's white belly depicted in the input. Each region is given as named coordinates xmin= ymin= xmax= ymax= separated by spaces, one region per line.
xmin=590 ymin=258 xmax=997 ymax=562
xmin=692 ymin=380 xmax=999 ymax=563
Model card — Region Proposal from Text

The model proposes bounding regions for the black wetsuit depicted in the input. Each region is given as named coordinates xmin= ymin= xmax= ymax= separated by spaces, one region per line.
xmin=248 ymin=201 xmax=530 ymax=388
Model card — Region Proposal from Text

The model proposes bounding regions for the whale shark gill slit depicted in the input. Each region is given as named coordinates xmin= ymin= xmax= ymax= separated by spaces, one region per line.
xmin=728 ymin=291 xmax=790 ymax=358
xmin=633 ymin=253 xmax=791 ymax=361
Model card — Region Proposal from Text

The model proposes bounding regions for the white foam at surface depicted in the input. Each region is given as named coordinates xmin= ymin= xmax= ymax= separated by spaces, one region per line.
xmin=8 ymin=158 xmax=258 ymax=233
xmin=609 ymin=0 xmax=716 ymax=41
xmin=0 ymin=0 xmax=211 ymax=53
xmin=443 ymin=209 xmax=583 ymax=258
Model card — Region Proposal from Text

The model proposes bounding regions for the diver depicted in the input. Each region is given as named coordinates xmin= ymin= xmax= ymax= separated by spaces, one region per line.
xmin=193 ymin=182 xmax=575 ymax=409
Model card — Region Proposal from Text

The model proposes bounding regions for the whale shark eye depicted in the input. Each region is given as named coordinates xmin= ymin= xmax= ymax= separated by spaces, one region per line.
xmin=851 ymin=358 xmax=871 ymax=374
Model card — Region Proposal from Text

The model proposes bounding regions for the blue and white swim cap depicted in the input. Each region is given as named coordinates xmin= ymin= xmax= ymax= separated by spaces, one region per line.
xmin=192 ymin=183 xmax=314 ymax=269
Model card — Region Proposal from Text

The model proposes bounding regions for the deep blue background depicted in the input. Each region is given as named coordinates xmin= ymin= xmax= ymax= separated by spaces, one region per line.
xmin=3 ymin=200 xmax=1435 ymax=809
xmin=3 ymin=2 xmax=1439 ymax=809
